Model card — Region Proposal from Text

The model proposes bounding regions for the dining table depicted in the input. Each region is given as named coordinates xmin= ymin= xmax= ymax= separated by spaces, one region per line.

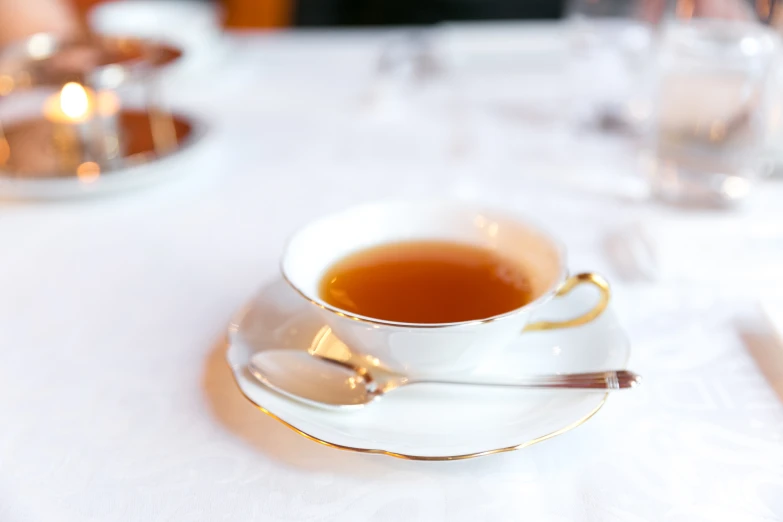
xmin=1 ymin=20 xmax=782 ymax=521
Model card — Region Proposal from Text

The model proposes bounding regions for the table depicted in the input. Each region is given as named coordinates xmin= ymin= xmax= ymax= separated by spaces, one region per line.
xmin=1 ymin=23 xmax=782 ymax=522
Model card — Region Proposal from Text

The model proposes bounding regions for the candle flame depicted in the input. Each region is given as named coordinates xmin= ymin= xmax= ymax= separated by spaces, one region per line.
xmin=60 ymin=82 xmax=90 ymax=120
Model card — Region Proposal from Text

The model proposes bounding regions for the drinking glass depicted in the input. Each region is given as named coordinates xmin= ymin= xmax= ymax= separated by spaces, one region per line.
xmin=647 ymin=0 xmax=780 ymax=207
xmin=566 ymin=0 xmax=667 ymax=131
xmin=363 ymin=30 xmax=444 ymax=117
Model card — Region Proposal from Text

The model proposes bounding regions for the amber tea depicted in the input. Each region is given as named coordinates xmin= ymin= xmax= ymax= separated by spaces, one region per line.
xmin=319 ymin=240 xmax=533 ymax=324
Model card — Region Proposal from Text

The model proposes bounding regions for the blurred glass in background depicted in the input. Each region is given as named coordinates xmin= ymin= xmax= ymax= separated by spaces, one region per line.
xmin=566 ymin=0 xmax=668 ymax=133
xmin=648 ymin=0 xmax=780 ymax=207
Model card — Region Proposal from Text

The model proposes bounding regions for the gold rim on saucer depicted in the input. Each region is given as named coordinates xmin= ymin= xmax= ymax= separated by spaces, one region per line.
xmin=227 ymin=354 xmax=609 ymax=461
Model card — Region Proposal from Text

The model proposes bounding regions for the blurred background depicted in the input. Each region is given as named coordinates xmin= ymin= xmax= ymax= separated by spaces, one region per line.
xmin=1 ymin=0 xmax=783 ymax=253
xmin=8 ymin=0 xmax=567 ymax=35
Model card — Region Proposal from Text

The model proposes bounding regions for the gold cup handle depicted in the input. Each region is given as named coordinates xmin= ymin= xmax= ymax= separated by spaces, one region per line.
xmin=523 ymin=273 xmax=611 ymax=332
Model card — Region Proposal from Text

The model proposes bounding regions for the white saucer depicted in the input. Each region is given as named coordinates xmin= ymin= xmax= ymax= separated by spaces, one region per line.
xmin=226 ymin=278 xmax=631 ymax=460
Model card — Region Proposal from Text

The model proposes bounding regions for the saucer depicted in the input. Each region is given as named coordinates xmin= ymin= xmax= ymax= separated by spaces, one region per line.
xmin=226 ymin=278 xmax=631 ymax=460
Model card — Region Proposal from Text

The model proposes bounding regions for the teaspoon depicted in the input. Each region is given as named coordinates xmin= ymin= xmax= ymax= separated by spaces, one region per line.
xmin=248 ymin=350 xmax=642 ymax=410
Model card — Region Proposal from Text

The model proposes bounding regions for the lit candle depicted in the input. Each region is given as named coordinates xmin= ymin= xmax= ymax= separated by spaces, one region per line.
xmin=44 ymin=82 xmax=94 ymax=124
xmin=43 ymin=82 xmax=121 ymax=173
xmin=43 ymin=82 xmax=94 ymax=173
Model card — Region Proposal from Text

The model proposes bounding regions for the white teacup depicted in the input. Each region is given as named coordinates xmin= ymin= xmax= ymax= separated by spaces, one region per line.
xmin=282 ymin=201 xmax=610 ymax=377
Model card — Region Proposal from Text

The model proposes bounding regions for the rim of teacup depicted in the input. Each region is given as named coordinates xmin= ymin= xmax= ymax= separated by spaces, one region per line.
xmin=280 ymin=200 xmax=569 ymax=329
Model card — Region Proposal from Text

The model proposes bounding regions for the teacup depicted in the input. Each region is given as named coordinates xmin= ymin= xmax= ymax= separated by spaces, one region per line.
xmin=281 ymin=201 xmax=610 ymax=376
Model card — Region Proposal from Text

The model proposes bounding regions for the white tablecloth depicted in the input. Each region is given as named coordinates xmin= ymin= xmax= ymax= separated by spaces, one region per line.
xmin=2 ymin=23 xmax=783 ymax=522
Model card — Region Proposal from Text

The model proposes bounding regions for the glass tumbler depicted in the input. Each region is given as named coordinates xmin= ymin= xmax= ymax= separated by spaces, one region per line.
xmin=566 ymin=0 xmax=667 ymax=131
xmin=647 ymin=4 xmax=780 ymax=207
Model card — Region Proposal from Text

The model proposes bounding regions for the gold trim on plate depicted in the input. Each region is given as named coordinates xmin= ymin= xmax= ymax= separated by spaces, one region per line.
xmin=228 ymin=357 xmax=609 ymax=461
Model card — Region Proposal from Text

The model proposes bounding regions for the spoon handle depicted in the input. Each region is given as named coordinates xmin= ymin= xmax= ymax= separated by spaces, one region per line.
xmin=412 ymin=370 xmax=641 ymax=390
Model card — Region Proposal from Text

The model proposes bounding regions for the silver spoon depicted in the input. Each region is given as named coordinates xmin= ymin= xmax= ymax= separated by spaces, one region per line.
xmin=248 ymin=350 xmax=642 ymax=410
